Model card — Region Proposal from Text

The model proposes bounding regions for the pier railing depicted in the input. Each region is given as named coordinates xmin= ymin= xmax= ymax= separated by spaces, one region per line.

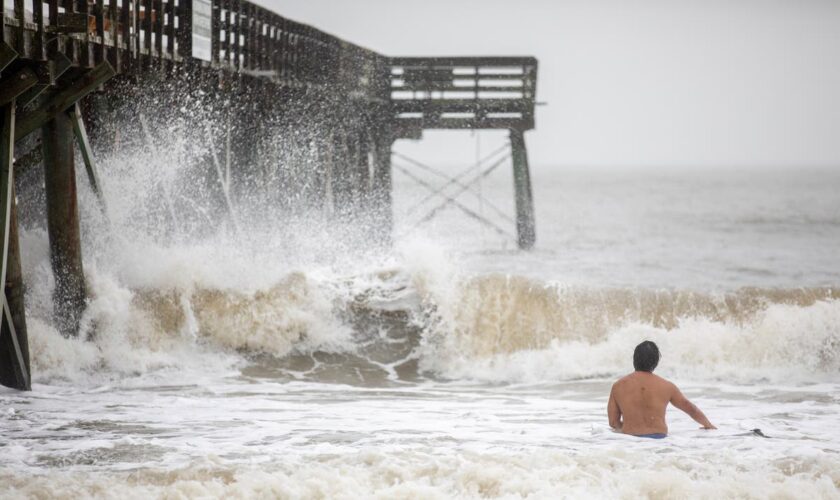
xmin=1 ymin=0 xmax=387 ymax=95
xmin=389 ymin=56 xmax=537 ymax=136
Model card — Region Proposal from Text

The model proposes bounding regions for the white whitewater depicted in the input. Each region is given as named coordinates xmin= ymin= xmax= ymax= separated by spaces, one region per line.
xmin=1 ymin=138 xmax=839 ymax=499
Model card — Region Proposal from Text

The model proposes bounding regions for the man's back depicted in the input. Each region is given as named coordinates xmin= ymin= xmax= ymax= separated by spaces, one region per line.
xmin=608 ymin=341 xmax=715 ymax=437
xmin=609 ymin=371 xmax=673 ymax=435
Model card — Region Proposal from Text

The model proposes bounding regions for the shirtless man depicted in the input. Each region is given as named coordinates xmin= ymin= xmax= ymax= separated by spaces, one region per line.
xmin=608 ymin=341 xmax=716 ymax=438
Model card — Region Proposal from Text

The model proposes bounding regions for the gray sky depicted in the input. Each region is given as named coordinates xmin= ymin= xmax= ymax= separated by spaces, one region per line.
xmin=260 ymin=0 xmax=840 ymax=169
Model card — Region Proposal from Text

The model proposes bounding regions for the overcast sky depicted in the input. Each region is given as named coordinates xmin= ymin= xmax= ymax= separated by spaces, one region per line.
xmin=259 ymin=0 xmax=840 ymax=169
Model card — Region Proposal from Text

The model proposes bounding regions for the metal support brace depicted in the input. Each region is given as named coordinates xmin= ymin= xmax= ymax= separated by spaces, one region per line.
xmin=394 ymin=162 xmax=513 ymax=240
xmin=396 ymin=147 xmax=513 ymax=223
xmin=412 ymin=153 xmax=511 ymax=227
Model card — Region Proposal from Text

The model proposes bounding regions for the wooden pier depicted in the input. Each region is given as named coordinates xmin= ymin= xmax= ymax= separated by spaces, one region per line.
xmin=0 ymin=0 xmax=538 ymax=390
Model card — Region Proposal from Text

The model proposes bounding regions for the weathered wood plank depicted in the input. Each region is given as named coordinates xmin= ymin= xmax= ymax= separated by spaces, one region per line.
xmin=154 ymin=0 xmax=163 ymax=63
xmin=14 ymin=0 xmax=25 ymax=53
xmin=143 ymin=0 xmax=153 ymax=67
xmin=0 ymin=104 xmax=15 ymax=306
xmin=211 ymin=0 xmax=220 ymax=63
xmin=16 ymin=52 xmax=73 ymax=107
xmin=68 ymin=102 xmax=107 ymax=210
xmin=95 ymin=0 xmax=105 ymax=63
xmin=15 ymin=61 xmax=116 ymax=141
xmin=0 ymin=101 xmax=29 ymax=390
xmin=0 ymin=43 xmax=18 ymax=73
xmin=0 ymin=68 xmax=39 ymax=107
xmin=33 ymin=0 xmax=45 ymax=60
xmin=42 ymin=109 xmax=86 ymax=337
xmin=1 ymin=186 xmax=31 ymax=392
xmin=49 ymin=13 xmax=94 ymax=34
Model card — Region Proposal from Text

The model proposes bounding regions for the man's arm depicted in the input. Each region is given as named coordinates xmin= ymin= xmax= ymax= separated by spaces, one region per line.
xmin=607 ymin=385 xmax=622 ymax=431
xmin=670 ymin=384 xmax=716 ymax=429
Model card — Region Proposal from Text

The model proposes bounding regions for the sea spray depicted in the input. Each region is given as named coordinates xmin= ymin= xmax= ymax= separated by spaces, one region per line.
xmin=19 ymin=211 xmax=840 ymax=385
xmin=6 ymin=159 xmax=840 ymax=499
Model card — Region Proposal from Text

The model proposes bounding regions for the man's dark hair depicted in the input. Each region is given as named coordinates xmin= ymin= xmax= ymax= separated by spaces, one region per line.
xmin=633 ymin=341 xmax=660 ymax=372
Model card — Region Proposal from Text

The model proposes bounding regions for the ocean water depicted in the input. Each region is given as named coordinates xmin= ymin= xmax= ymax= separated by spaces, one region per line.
xmin=1 ymin=136 xmax=839 ymax=499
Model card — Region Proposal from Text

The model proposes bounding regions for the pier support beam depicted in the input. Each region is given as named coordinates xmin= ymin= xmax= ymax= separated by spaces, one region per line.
xmin=0 ymin=103 xmax=31 ymax=390
xmin=331 ymin=132 xmax=354 ymax=219
xmin=509 ymin=128 xmax=536 ymax=250
xmin=356 ymin=131 xmax=371 ymax=212
xmin=345 ymin=133 xmax=360 ymax=217
xmin=42 ymin=111 xmax=86 ymax=337
xmin=69 ymin=103 xmax=107 ymax=213
xmin=370 ymin=131 xmax=393 ymax=244
xmin=1 ymin=186 xmax=31 ymax=390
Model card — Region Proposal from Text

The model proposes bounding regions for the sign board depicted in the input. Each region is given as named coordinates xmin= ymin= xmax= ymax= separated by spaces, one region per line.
xmin=192 ymin=0 xmax=212 ymax=61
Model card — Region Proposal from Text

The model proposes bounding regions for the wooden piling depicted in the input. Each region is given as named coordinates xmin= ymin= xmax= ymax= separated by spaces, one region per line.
xmin=370 ymin=131 xmax=393 ymax=243
xmin=331 ymin=132 xmax=353 ymax=218
xmin=356 ymin=130 xmax=371 ymax=211
xmin=0 ymin=103 xmax=30 ymax=390
xmin=345 ymin=132 xmax=360 ymax=216
xmin=42 ymin=111 xmax=86 ymax=337
xmin=509 ymin=128 xmax=536 ymax=250
xmin=311 ymin=136 xmax=329 ymax=213
xmin=0 ymin=185 xmax=31 ymax=390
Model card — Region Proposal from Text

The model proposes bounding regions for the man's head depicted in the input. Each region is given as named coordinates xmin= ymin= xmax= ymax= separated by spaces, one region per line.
xmin=633 ymin=341 xmax=660 ymax=372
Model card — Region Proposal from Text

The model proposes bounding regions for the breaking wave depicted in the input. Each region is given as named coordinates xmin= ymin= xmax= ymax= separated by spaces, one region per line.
xmin=21 ymin=223 xmax=840 ymax=386
xmin=417 ymin=274 xmax=840 ymax=383
xmin=13 ymin=110 xmax=839 ymax=387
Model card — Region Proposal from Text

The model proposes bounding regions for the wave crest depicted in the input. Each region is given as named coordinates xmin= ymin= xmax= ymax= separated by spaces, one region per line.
xmin=415 ymin=275 xmax=840 ymax=382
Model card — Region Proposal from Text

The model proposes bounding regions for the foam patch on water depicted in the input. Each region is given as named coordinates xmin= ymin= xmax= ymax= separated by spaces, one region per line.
xmin=1 ymin=448 xmax=837 ymax=499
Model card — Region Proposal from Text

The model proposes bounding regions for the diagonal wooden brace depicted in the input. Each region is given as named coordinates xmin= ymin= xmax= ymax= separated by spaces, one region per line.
xmin=14 ymin=62 xmax=116 ymax=142
xmin=69 ymin=103 xmax=108 ymax=213
xmin=0 ymin=103 xmax=30 ymax=390
xmin=0 ymin=43 xmax=17 ymax=74
xmin=16 ymin=52 xmax=74 ymax=108
xmin=1 ymin=295 xmax=30 ymax=390
xmin=394 ymin=163 xmax=514 ymax=239
xmin=416 ymin=153 xmax=511 ymax=225
xmin=0 ymin=105 xmax=14 ymax=299
xmin=0 ymin=68 xmax=39 ymax=107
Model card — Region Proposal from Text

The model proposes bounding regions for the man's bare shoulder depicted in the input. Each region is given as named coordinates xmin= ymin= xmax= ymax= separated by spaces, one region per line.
xmin=612 ymin=372 xmax=644 ymax=391
xmin=613 ymin=372 xmax=676 ymax=390
xmin=647 ymin=374 xmax=681 ymax=399
xmin=612 ymin=373 xmax=634 ymax=387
